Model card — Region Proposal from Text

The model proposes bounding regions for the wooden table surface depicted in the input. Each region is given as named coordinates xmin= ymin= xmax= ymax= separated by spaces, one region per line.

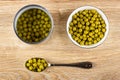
xmin=0 ymin=0 xmax=120 ymax=80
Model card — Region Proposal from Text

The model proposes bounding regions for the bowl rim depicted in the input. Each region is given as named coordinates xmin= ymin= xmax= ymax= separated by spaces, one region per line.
xmin=66 ymin=6 xmax=109 ymax=48
xmin=13 ymin=4 xmax=54 ymax=44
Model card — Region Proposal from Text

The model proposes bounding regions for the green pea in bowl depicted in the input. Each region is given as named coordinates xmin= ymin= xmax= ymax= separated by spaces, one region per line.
xmin=67 ymin=6 xmax=109 ymax=48
xmin=13 ymin=4 xmax=54 ymax=44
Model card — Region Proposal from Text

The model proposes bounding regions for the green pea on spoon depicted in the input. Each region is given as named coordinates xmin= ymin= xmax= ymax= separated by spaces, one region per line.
xmin=25 ymin=57 xmax=93 ymax=72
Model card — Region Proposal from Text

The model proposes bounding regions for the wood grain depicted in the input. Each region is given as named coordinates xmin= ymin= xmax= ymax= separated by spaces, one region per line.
xmin=0 ymin=0 xmax=120 ymax=80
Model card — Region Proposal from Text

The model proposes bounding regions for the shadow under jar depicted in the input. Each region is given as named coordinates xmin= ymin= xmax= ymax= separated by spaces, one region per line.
xmin=13 ymin=4 xmax=54 ymax=44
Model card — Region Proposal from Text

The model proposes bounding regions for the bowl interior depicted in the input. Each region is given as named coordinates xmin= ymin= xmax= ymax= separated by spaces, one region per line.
xmin=67 ymin=6 xmax=109 ymax=48
xmin=14 ymin=5 xmax=54 ymax=44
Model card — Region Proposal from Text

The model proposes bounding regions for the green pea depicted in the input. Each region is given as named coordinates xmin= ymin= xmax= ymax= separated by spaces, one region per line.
xmin=83 ymin=34 xmax=86 ymax=38
xmin=41 ymin=20 xmax=44 ymax=24
xmin=76 ymin=34 xmax=80 ymax=37
xmin=35 ymin=38 xmax=39 ymax=42
xmin=73 ymin=27 xmax=76 ymax=31
xmin=97 ymin=38 xmax=101 ymax=42
xmin=102 ymin=28 xmax=106 ymax=32
xmin=77 ymin=18 xmax=80 ymax=21
xmin=83 ymin=37 xmax=87 ymax=41
xmin=73 ymin=20 xmax=77 ymax=24
xmin=89 ymin=13 xmax=93 ymax=17
xmin=28 ymin=28 xmax=32 ymax=32
xmin=37 ymin=14 xmax=41 ymax=18
xmin=26 ymin=63 xmax=30 ymax=67
xmin=28 ymin=32 xmax=31 ymax=36
xmin=28 ymin=23 xmax=31 ymax=27
xmin=33 ymin=58 xmax=37 ymax=63
xmin=37 ymin=68 xmax=41 ymax=72
xmin=33 ymin=28 xmax=37 ymax=32
xmin=33 ymin=63 xmax=37 ymax=67
xmin=98 ymin=25 xmax=102 ymax=28
xmin=90 ymin=20 xmax=94 ymax=24
xmin=23 ymin=33 xmax=27 ymax=36
xmin=84 ymin=18 xmax=89 ymax=22
xmin=98 ymin=32 xmax=101 ymax=35
xmin=91 ymin=17 xmax=95 ymax=21
xmin=72 ymin=35 xmax=76 ymax=40
xmin=95 ymin=29 xmax=99 ymax=33
xmin=77 ymin=39 xmax=81 ymax=43
xmin=23 ymin=36 xmax=27 ymax=41
xmin=79 ymin=36 xmax=83 ymax=40
xmin=69 ymin=30 xmax=73 ymax=34
xmin=41 ymin=16 xmax=44 ymax=20
xmin=74 ymin=37 xmax=79 ymax=41
xmin=88 ymin=16 xmax=91 ymax=20
xmin=80 ymin=41 xmax=85 ymax=45
xmin=18 ymin=33 xmax=22 ymax=37
xmin=93 ymin=14 xmax=97 ymax=18
xmin=81 ymin=21 xmax=85 ymax=25
xmin=91 ymin=9 xmax=96 ymax=13
xmin=72 ymin=14 xmax=77 ymax=19
xmin=86 ymin=22 xmax=90 ymax=26
xmin=85 ymin=14 xmax=89 ymax=17
xmin=91 ymin=23 xmax=95 ymax=27
xmin=44 ymin=17 xmax=49 ymax=21
xmin=85 ymin=41 xmax=89 ymax=45
xmin=41 ymin=11 xmax=45 ymax=15
xmin=78 ymin=29 xmax=82 ymax=33
xmin=23 ymin=24 xmax=27 ymax=28
xmin=33 ymin=21 xmax=37 ymax=25
xmin=47 ymin=24 xmax=51 ymax=28
xmin=45 ymin=33 xmax=48 ymax=37
xmin=78 ymin=24 xmax=82 ymax=28
xmin=82 ymin=11 xmax=86 ymax=15
xmin=27 ymin=14 xmax=31 ymax=18
xmin=24 ymin=28 xmax=28 ymax=32
xmin=37 ymin=62 xmax=41 ymax=66
xmin=28 ymin=59 xmax=32 ymax=63
xmin=79 ymin=14 xmax=83 ymax=18
xmin=38 ymin=59 xmax=41 ymax=62
xmin=88 ymin=41 xmax=92 ymax=45
xmin=89 ymin=32 xmax=93 ymax=37
xmin=29 ymin=17 xmax=33 ymax=21
xmin=94 ymin=40 xmax=97 ymax=44
xmin=39 ymin=65 xmax=44 ymax=70
xmin=84 ymin=30 xmax=88 ymax=34
xmin=91 ymin=35 xmax=95 ymax=38
xmin=95 ymin=34 xmax=98 ymax=38
xmin=44 ymin=63 xmax=48 ymax=67
xmin=35 ymin=32 xmax=39 ymax=37
xmin=33 ymin=16 xmax=36 ymax=20
xmin=85 ymin=26 xmax=89 ymax=31
xmin=38 ymin=9 xmax=42 ymax=13
xmin=88 ymin=37 xmax=92 ymax=41
xmin=99 ymin=34 xmax=104 ymax=38
xmin=95 ymin=21 xmax=98 ymax=25
xmin=70 ymin=22 xmax=73 ymax=26
xmin=29 ymin=66 xmax=33 ymax=71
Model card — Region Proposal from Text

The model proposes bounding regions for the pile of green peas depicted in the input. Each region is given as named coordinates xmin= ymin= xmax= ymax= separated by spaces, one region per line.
xmin=17 ymin=8 xmax=51 ymax=43
xmin=69 ymin=9 xmax=106 ymax=45
xmin=25 ymin=58 xmax=48 ymax=72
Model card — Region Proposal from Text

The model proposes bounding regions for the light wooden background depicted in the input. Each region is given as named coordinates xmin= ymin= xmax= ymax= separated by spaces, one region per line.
xmin=0 ymin=0 xmax=120 ymax=80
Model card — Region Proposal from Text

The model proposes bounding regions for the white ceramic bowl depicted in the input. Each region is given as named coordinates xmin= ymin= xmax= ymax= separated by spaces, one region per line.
xmin=13 ymin=4 xmax=54 ymax=44
xmin=67 ymin=6 xmax=109 ymax=48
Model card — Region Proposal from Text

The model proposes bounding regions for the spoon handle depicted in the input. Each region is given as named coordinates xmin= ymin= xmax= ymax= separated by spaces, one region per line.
xmin=51 ymin=61 xmax=92 ymax=69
